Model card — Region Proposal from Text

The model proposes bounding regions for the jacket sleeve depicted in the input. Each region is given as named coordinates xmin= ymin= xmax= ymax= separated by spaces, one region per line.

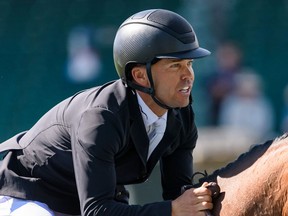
xmin=72 ymin=107 xmax=173 ymax=216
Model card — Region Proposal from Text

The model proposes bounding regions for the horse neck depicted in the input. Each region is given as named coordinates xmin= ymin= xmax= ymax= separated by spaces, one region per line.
xmin=206 ymin=136 xmax=288 ymax=216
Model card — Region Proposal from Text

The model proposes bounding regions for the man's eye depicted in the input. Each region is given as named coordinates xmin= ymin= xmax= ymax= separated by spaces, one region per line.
xmin=171 ymin=63 xmax=180 ymax=68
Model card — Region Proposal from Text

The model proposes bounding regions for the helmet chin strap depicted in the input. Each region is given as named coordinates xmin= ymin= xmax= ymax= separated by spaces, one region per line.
xmin=126 ymin=62 xmax=192 ymax=110
xmin=145 ymin=62 xmax=173 ymax=110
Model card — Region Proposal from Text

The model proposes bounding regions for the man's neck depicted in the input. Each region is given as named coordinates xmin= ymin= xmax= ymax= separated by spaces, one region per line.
xmin=136 ymin=91 xmax=167 ymax=117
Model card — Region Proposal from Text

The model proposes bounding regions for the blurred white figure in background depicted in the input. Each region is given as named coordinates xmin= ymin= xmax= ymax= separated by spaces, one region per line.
xmin=66 ymin=26 xmax=102 ymax=84
xmin=219 ymin=71 xmax=275 ymax=142
xmin=194 ymin=71 xmax=275 ymax=169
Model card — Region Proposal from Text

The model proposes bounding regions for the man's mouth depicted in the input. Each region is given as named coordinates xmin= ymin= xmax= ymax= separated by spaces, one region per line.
xmin=179 ymin=86 xmax=191 ymax=93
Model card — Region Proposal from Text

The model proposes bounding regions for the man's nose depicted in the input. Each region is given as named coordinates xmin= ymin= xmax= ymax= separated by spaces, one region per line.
xmin=182 ymin=67 xmax=195 ymax=81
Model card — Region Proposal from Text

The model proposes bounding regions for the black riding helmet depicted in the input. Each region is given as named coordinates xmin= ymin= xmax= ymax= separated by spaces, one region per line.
xmin=113 ymin=9 xmax=210 ymax=109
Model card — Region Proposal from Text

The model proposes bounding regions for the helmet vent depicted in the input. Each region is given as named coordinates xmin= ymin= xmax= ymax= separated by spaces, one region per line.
xmin=147 ymin=10 xmax=192 ymax=34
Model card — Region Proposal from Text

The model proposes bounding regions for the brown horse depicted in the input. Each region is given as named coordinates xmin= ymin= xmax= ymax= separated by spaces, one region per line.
xmin=200 ymin=133 xmax=288 ymax=216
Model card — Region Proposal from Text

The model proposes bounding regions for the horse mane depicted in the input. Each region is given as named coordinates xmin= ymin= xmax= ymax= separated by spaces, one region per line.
xmin=199 ymin=133 xmax=288 ymax=184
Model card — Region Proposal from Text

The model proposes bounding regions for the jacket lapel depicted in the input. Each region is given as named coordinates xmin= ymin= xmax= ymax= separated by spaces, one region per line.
xmin=127 ymin=88 xmax=182 ymax=171
xmin=128 ymin=89 xmax=149 ymax=166
xmin=147 ymin=109 xmax=182 ymax=170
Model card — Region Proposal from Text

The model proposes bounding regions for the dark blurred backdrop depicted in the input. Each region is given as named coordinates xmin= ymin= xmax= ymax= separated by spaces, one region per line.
xmin=1 ymin=0 xmax=288 ymax=139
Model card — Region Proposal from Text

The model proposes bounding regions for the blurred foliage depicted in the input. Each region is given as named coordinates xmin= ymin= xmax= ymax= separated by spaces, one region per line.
xmin=0 ymin=0 xmax=181 ymax=140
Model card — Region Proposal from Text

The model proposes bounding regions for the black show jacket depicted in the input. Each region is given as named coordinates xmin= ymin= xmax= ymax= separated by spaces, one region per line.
xmin=0 ymin=80 xmax=197 ymax=215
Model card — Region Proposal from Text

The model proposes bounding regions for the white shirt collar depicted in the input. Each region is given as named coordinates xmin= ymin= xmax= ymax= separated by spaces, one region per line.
xmin=136 ymin=93 xmax=167 ymax=128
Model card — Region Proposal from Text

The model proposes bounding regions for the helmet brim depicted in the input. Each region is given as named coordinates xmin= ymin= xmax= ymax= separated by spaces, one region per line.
xmin=156 ymin=47 xmax=211 ymax=59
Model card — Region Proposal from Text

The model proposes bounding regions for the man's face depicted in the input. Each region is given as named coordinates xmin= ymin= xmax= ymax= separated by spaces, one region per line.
xmin=151 ymin=58 xmax=195 ymax=108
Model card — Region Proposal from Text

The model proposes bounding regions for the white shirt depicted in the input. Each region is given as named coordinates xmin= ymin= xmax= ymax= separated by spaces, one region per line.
xmin=136 ymin=93 xmax=167 ymax=159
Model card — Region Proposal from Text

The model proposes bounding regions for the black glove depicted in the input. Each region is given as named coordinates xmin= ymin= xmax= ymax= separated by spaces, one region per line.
xmin=114 ymin=185 xmax=130 ymax=204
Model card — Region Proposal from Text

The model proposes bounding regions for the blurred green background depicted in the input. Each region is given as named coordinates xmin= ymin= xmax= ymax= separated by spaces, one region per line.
xmin=0 ymin=0 xmax=287 ymax=204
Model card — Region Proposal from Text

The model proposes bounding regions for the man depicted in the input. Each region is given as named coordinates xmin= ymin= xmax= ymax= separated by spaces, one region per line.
xmin=0 ymin=9 xmax=213 ymax=216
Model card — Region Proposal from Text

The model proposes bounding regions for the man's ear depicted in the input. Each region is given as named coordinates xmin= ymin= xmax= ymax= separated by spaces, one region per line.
xmin=131 ymin=66 xmax=149 ymax=86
